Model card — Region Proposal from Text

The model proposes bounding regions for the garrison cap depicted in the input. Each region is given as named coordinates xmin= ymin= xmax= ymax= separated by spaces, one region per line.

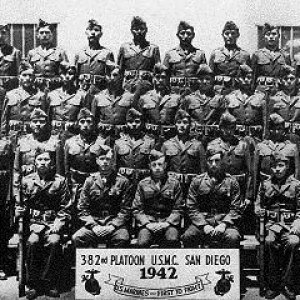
xmin=270 ymin=151 xmax=290 ymax=166
xmin=263 ymin=23 xmax=279 ymax=35
xmin=87 ymin=19 xmax=102 ymax=31
xmin=37 ymin=19 xmax=55 ymax=32
xmin=77 ymin=108 xmax=94 ymax=120
xmin=19 ymin=61 xmax=34 ymax=75
xmin=280 ymin=65 xmax=296 ymax=77
xmin=131 ymin=16 xmax=147 ymax=29
xmin=149 ymin=149 xmax=165 ymax=162
xmin=177 ymin=21 xmax=194 ymax=33
xmin=222 ymin=21 xmax=239 ymax=33
xmin=126 ymin=108 xmax=142 ymax=122
xmin=174 ymin=109 xmax=191 ymax=123
xmin=269 ymin=113 xmax=285 ymax=127
xmin=34 ymin=148 xmax=53 ymax=159
xmin=30 ymin=108 xmax=48 ymax=120
xmin=206 ymin=144 xmax=225 ymax=158
xmin=239 ymin=64 xmax=253 ymax=76
xmin=219 ymin=112 xmax=237 ymax=126
xmin=153 ymin=63 xmax=168 ymax=75
xmin=94 ymin=145 xmax=113 ymax=157
xmin=197 ymin=64 xmax=213 ymax=77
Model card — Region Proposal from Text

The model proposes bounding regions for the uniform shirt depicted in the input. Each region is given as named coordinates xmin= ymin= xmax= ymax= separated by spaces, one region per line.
xmin=182 ymin=91 xmax=223 ymax=125
xmin=27 ymin=45 xmax=69 ymax=77
xmin=64 ymin=134 xmax=106 ymax=176
xmin=0 ymin=44 xmax=21 ymax=76
xmin=132 ymin=175 xmax=183 ymax=226
xmin=74 ymin=46 xmax=114 ymax=77
xmin=251 ymin=47 xmax=291 ymax=81
xmin=1 ymin=87 xmax=47 ymax=133
xmin=159 ymin=93 xmax=181 ymax=125
xmin=161 ymin=136 xmax=206 ymax=174
xmin=163 ymin=46 xmax=207 ymax=77
xmin=254 ymin=140 xmax=300 ymax=180
xmin=114 ymin=133 xmax=155 ymax=170
xmin=255 ymin=175 xmax=300 ymax=232
xmin=77 ymin=172 xmax=130 ymax=229
xmin=48 ymin=87 xmax=83 ymax=122
xmin=209 ymin=46 xmax=250 ymax=76
xmin=243 ymin=90 xmax=266 ymax=126
xmin=270 ymin=90 xmax=300 ymax=122
xmin=187 ymin=172 xmax=241 ymax=227
xmin=117 ymin=41 xmax=160 ymax=73
xmin=91 ymin=89 xmax=134 ymax=125
xmin=22 ymin=172 xmax=70 ymax=232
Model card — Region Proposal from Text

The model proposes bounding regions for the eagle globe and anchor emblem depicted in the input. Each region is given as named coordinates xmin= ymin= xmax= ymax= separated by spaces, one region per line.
xmin=81 ymin=269 xmax=101 ymax=296
xmin=214 ymin=269 xmax=234 ymax=296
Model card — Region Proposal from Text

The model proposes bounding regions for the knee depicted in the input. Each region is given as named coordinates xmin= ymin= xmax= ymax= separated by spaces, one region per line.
xmin=72 ymin=230 xmax=85 ymax=247
xmin=137 ymin=229 xmax=152 ymax=248
xmin=181 ymin=228 xmax=200 ymax=248
xmin=285 ymin=235 xmax=300 ymax=249
xmin=48 ymin=234 xmax=61 ymax=246
xmin=224 ymin=229 xmax=240 ymax=248
xmin=27 ymin=234 xmax=40 ymax=246
xmin=111 ymin=229 xmax=130 ymax=248
xmin=265 ymin=233 xmax=276 ymax=247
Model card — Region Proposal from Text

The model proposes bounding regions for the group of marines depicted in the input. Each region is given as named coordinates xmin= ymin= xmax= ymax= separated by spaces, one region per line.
xmin=0 ymin=15 xmax=299 ymax=300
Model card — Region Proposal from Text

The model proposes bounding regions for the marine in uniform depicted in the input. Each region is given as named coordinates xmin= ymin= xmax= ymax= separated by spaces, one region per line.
xmin=27 ymin=19 xmax=69 ymax=92
xmin=163 ymin=21 xmax=207 ymax=94
xmin=73 ymin=145 xmax=131 ymax=248
xmin=64 ymin=108 xmax=107 ymax=229
xmin=209 ymin=21 xmax=250 ymax=94
xmin=255 ymin=153 xmax=300 ymax=300
xmin=48 ymin=65 xmax=83 ymax=141
xmin=15 ymin=150 xmax=70 ymax=299
xmin=132 ymin=150 xmax=183 ymax=248
xmin=114 ymin=108 xmax=155 ymax=183
xmin=117 ymin=16 xmax=160 ymax=94
xmin=73 ymin=19 xmax=115 ymax=98
xmin=254 ymin=113 xmax=300 ymax=197
xmin=181 ymin=147 xmax=241 ymax=248
xmin=251 ymin=23 xmax=291 ymax=88
xmin=0 ymin=24 xmax=21 ymax=114
xmin=161 ymin=110 xmax=206 ymax=195
xmin=1 ymin=63 xmax=47 ymax=139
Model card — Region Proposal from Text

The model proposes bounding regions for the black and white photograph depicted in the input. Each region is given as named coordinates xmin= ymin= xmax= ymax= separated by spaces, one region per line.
xmin=0 ymin=0 xmax=300 ymax=299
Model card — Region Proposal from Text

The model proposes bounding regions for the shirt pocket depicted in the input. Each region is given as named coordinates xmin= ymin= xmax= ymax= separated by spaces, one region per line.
xmin=68 ymin=144 xmax=81 ymax=155
xmin=165 ymin=148 xmax=180 ymax=156
xmin=117 ymin=145 xmax=131 ymax=155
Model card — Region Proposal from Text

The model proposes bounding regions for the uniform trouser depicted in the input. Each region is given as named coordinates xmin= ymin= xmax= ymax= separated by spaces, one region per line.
xmin=265 ymin=230 xmax=300 ymax=290
xmin=181 ymin=224 xmax=240 ymax=248
xmin=0 ymin=204 xmax=9 ymax=271
xmin=72 ymin=226 xmax=130 ymax=248
xmin=26 ymin=231 xmax=62 ymax=289
xmin=137 ymin=226 xmax=181 ymax=248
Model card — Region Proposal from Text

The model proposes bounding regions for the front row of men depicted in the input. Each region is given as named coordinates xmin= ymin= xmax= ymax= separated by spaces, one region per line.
xmin=14 ymin=133 xmax=300 ymax=299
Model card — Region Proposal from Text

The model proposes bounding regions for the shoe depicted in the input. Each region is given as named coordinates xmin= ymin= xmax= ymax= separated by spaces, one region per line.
xmin=281 ymin=286 xmax=296 ymax=300
xmin=25 ymin=289 xmax=38 ymax=300
xmin=0 ymin=270 xmax=7 ymax=280
xmin=45 ymin=287 xmax=60 ymax=298
xmin=265 ymin=289 xmax=280 ymax=299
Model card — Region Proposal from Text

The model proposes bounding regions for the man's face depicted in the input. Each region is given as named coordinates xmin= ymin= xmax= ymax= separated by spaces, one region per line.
xmin=150 ymin=157 xmax=166 ymax=178
xmin=281 ymin=74 xmax=297 ymax=91
xmin=37 ymin=26 xmax=53 ymax=45
xmin=153 ymin=71 xmax=167 ymax=90
xmin=0 ymin=28 xmax=8 ymax=44
xmin=175 ymin=117 xmax=190 ymax=135
xmin=85 ymin=25 xmax=102 ymax=42
xmin=198 ymin=75 xmax=213 ymax=92
xmin=30 ymin=117 xmax=47 ymax=135
xmin=207 ymin=153 xmax=222 ymax=176
xmin=19 ymin=72 xmax=35 ymax=89
xmin=127 ymin=118 xmax=142 ymax=131
xmin=96 ymin=151 xmax=114 ymax=172
xmin=35 ymin=152 xmax=51 ymax=173
xmin=271 ymin=160 xmax=289 ymax=180
xmin=264 ymin=29 xmax=280 ymax=48
xmin=222 ymin=29 xmax=239 ymax=46
xmin=131 ymin=24 xmax=147 ymax=40
xmin=78 ymin=117 xmax=93 ymax=134
xmin=177 ymin=28 xmax=194 ymax=46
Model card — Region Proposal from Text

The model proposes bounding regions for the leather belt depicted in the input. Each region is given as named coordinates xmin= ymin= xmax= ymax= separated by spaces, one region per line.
xmin=78 ymin=74 xmax=106 ymax=85
xmin=170 ymin=76 xmax=198 ymax=87
xmin=51 ymin=120 xmax=74 ymax=131
xmin=214 ymin=75 xmax=233 ymax=85
xmin=168 ymin=172 xmax=197 ymax=184
xmin=30 ymin=209 xmax=56 ymax=222
xmin=256 ymin=76 xmax=278 ymax=86
xmin=124 ymin=70 xmax=153 ymax=81
xmin=8 ymin=121 xmax=30 ymax=133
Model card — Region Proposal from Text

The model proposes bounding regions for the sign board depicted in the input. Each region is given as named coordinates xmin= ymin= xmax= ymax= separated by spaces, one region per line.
xmin=76 ymin=249 xmax=240 ymax=300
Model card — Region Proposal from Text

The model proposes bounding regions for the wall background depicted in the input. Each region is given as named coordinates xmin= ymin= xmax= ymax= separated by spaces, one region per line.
xmin=1 ymin=0 xmax=299 ymax=60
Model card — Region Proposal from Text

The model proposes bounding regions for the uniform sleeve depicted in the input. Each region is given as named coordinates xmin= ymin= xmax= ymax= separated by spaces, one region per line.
xmin=222 ymin=178 xmax=241 ymax=226
xmin=198 ymin=142 xmax=206 ymax=173
xmin=77 ymin=179 xmax=98 ymax=228
xmin=55 ymin=178 xmax=71 ymax=230
xmin=186 ymin=178 xmax=208 ymax=227
xmin=132 ymin=182 xmax=151 ymax=226
xmin=209 ymin=51 xmax=216 ymax=74
xmin=201 ymin=51 xmax=207 ymax=65
xmin=117 ymin=46 xmax=125 ymax=74
xmin=14 ymin=49 xmax=21 ymax=75
xmin=166 ymin=180 xmax=184 ymax=226
xmin=55 ymin=139 xmax=64 ymax=176
xmin=153 ymin=46 xmax=161 ymax=65
xmin=245 ymin=143 xmax=254 ymax=201
xmin=107 ymin=179 xmax=132 ymax=228
xmin=251 ymin=52 xmax=259 ymax=84
xmin=163 ymin=52 xmax=171 ymax=71
xmin=59 ymin=49 xmax=69 ymax=67
xmin=293 ymin=143 xmax=300 ymax=180
xmin=1 ymin=95 xmax=10 ymax=134
xmin=291 ymin=185 xmax=300 ymax=232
